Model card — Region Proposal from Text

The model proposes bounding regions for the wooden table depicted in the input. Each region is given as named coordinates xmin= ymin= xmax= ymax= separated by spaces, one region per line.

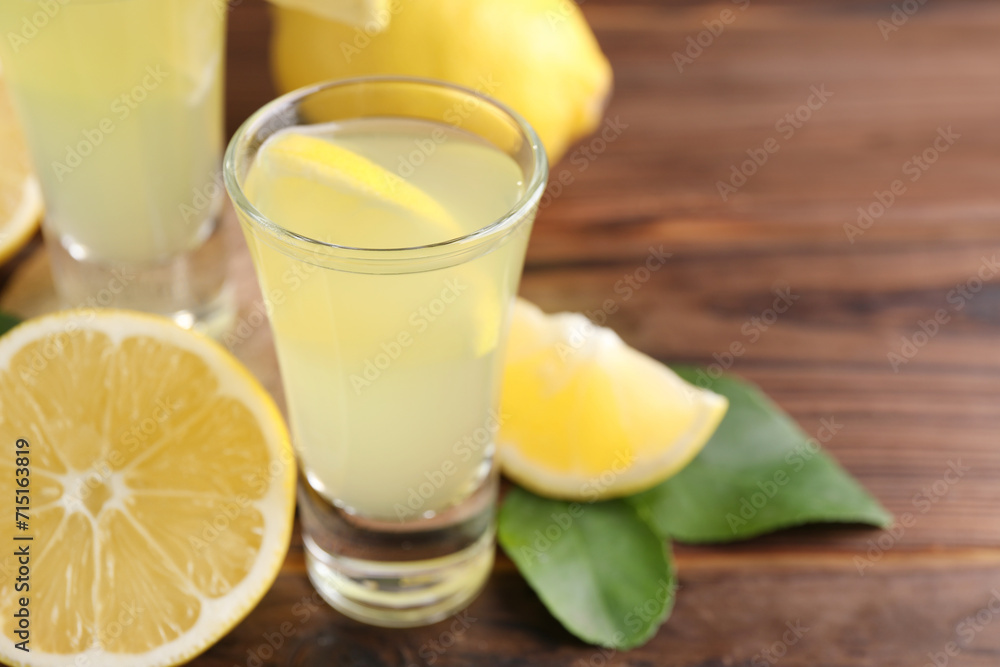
xmin=4 ymin=1 xmax=1000 ymax=664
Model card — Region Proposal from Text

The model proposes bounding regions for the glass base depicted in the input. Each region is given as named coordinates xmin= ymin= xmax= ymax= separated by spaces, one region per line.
xmin=44 ymin=217 xmax=236 ymax=339
xmin=299 ymin=470 xmax=497 ymax=628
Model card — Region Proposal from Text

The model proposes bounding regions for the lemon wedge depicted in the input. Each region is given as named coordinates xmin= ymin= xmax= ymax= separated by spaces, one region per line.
xmin=0 ymin=68 xmax=41 ymax=265
xmin=499 ymin=299 xmax=728 ymax=501
xmin=0 ymin=311 xmax=295 ymax=666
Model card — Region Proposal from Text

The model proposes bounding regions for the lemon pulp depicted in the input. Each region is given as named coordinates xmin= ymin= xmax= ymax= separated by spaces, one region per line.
xmin=0 ymin=311 xmax=295 ymax=666
xmin=499 ymin=299 xmax=729 ymax=501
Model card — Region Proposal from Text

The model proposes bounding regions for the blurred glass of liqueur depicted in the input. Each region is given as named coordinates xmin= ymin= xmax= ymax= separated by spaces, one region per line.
xmin=225 ymin=77 xmax=547 ymax=626
xmin=0 ymin=0 xmax=233 ymax=334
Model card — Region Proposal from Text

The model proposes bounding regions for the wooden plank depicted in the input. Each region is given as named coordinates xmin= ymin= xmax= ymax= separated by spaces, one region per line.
xmin=206 ymin=547 xmax=1000 ymax=667
xmin=528 ymin=1 xmax=1000 ymax=261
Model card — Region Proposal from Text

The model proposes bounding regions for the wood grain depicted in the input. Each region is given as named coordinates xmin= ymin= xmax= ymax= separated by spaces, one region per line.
xmin=2 ymin=0 xmax=1000 ymax=664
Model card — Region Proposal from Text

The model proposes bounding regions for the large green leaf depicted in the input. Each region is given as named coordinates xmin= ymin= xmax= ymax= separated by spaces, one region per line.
xmin=0 ymin=312 xmax=19 ymax=336
xmin=498 ymin=487 xmax=674 ymax=650
xmin=629 ymin=366 xmax=892 ymax=543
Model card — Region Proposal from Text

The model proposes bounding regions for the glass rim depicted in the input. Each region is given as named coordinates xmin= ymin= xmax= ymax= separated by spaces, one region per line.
xmin=223 ymin=75 xmax=548 ymax=268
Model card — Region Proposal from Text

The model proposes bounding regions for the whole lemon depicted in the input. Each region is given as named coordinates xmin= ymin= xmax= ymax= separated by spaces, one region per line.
xmin=270 ymin=0 xmax=613 ymax=163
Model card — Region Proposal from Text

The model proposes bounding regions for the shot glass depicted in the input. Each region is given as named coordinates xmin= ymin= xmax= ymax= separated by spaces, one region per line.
xmin=0 ymin=0 xmax=233 ymax=335
xmin=225 ymin=77 xmax=547 ymax=626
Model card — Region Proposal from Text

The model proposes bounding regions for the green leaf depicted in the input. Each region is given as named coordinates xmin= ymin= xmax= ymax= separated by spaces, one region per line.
xmin=0 ymin=312 xmax=19 ymax=336
xmin=629 ymin=366 xmax=893 ymax=543
xmin=498 ymin=487 xmax=674 ymax=650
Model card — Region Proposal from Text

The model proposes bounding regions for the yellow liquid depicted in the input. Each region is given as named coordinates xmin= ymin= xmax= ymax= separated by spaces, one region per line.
xmin=241 ymin=119 xmax=531 ymax=519
xmin=0 ymin=0 xmax=224 ymax=263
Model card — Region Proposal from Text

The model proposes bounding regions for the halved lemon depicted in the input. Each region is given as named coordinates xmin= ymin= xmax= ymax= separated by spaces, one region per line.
xmin=0 ymin=68 xmax=42 ymax=265
xmin=0 ymin=311 xmax=295 ymax=666
xmin=499 ymin=299 xmax=728 ymax=501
